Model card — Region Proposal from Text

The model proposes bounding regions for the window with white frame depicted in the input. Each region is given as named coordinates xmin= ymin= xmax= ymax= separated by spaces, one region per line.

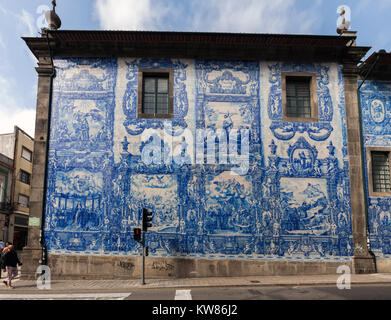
xmin=21 ymin=147 xmax=32 ymax=162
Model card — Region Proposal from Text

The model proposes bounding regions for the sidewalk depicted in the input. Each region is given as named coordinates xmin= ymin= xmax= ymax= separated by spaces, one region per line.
xmin=1 ymin=272 xmax=391 ymax=291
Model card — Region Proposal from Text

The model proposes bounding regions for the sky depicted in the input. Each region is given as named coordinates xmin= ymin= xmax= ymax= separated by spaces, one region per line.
xmin=0 ymin=0 xmax=390 ymax=137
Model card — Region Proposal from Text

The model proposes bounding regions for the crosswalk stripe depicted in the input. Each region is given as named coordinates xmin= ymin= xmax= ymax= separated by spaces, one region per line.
xmin=0 ymin=293 xmax=131 ymax=300
xmin=175 ymin=290 xmax=192 ymax=300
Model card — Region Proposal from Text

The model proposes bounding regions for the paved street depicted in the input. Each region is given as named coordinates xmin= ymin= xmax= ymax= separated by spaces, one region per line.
xmin=1 ymin=272 xmax=391 ymax=300
xmin=1 ymin=284 xmax=391 ymax=300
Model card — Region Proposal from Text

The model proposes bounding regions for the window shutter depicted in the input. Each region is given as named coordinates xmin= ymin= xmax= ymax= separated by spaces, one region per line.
xmin=372 ymin=151 xmax=391 ymax=193
xmin=142 ymin=73 xmax=170 ymax=116
xmin=286 ymin=77 xmax=311 ymax=118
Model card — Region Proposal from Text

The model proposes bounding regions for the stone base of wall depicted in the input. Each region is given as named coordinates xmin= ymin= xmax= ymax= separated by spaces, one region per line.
xmin=352 ymin=255 xmax=377 ymax=274
xmin=21 ymin=254 xmax=353 ymax=280
xmin=20 ymin=248 xmax=43 ymax=280
xmin=374 ymin=258 xmax=391 ymax=273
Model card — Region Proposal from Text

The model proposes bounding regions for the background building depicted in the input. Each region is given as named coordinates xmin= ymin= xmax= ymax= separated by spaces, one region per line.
xmin=359 ymin=52 xmax=391 ymax=272
xmin=0 ymin=126 xmax=33 ymax=250
xmin=0 ymin=153 xmax=13 ymax=243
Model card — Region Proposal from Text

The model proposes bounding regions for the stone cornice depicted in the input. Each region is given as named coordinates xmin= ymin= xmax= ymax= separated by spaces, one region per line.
xmin=35 ymin=65 xmax=55 ymax=76
xmin=23 ymin=30 xmax=370 ymax=64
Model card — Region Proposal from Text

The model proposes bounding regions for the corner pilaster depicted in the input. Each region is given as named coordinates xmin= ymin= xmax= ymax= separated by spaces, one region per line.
xmin=343 ymin=64 xmax=376 ymax=274
xmin=20 ymin=54 xmax=54 ymax=280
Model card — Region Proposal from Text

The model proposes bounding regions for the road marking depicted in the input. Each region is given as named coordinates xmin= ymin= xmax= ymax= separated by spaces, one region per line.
xmin=175 ymin=290 xmax=192 ymax=300
xmin=0 ymin=293 xmax=131 ymax=300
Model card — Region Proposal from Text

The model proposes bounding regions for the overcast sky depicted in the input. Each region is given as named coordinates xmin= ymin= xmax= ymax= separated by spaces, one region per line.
xmin=0 ymin=0 xmax=390 ymax=137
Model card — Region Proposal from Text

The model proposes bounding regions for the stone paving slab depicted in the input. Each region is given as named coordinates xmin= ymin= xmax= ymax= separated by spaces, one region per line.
xmin=1 ymin=273 xmax=391 ymax=291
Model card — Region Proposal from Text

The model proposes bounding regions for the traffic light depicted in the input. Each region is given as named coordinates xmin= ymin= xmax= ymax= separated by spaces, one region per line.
xmin=142 ymin=208 xmax=152 ymax=232
xmin=133 ymin=228 xmax=141 ymax=243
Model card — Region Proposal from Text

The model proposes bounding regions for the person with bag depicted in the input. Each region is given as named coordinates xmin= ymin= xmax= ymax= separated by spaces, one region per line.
xmin=2 ymin=243 xmax=22 ymax=289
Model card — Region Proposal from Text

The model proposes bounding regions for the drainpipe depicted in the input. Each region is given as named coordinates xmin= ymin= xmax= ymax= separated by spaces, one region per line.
xmin=39 ymin=29 xmax=56 ymax=266
xmin=357 ymin=50 xmax=386 ymax=258
xmin=10 ymin=126 xmax=18 ymax=244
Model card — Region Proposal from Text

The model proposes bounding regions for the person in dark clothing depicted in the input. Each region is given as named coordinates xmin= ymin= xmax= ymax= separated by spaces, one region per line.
xmin=1 ymin=241 xmax=10 ymax=278
xmin=2 ymin=243 xmax=22 ymax=289
xmin=0 ymin=241 xmax=4 ymax=279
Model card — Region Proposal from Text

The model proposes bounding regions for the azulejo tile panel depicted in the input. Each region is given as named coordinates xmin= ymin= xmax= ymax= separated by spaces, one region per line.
xmin=44 ymin=58 xmax=353 ymax=262
xmin=360 ymin=81 xmax=391 ymax=258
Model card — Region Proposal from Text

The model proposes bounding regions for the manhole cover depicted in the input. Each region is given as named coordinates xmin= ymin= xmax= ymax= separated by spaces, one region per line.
xmin=250 ymin=280 xmax=261 ymax=284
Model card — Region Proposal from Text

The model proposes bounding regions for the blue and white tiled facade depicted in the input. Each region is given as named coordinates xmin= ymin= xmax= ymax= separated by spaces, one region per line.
xmin=44 ymin=58 xmax=353 ymax=262
xmin=360 ymin=80 xmax=391 ymax=258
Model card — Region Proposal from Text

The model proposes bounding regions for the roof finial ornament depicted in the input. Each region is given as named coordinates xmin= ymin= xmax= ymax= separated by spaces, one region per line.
xmin=45 ymin=0 xmax=61 ymax=30
xmin=337 ymin=5 xmax=351 ymax=35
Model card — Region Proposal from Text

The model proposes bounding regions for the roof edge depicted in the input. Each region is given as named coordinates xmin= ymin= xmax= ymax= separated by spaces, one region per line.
xmin=23 ymin=29 xmax=369 ymax=65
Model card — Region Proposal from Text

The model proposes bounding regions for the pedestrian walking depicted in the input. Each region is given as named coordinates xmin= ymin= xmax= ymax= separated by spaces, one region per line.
xmin=0 ymin=241 xmax=5 ymax=279
xmin=2 ymin=243 xmax=22 ymax=289
xmin=0 ymin=242 xmax=10 ymax=277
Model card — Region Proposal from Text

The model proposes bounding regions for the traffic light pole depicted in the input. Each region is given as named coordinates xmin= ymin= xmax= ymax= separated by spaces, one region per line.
xmin=141 ymin=207 xmax=152 ymax=285
xmin=142 ymin=230 xmax=146 ymax=285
